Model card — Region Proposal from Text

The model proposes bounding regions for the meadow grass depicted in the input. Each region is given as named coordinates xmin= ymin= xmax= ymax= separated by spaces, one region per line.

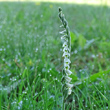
xmin=0 ymin=1 xmax=110 ymax=110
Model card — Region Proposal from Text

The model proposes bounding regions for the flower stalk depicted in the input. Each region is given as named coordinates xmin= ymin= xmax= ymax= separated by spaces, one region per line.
xmin=58 ymin=7 xmax=73 ymax=103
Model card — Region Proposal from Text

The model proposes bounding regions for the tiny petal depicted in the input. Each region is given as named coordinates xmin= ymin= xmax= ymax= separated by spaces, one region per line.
xmin=65 ymin=76 xmax=72 ymax=82
xmin=63 ymin=47 xmax=70 ymax=52
xmin=64 ymin=64 xmax=70 ymax=70
xmin=64 ymin=58 xmax=71 ymax=64
xmin=66 ymin=83 xmax=73 ymax=88
xmin=63 ymin=42 xmax=68 ymax=47
xmin=64 ymin=38 xmax=68 ymax=42
xmin=68 ymin=88 xmax=72 ymax=95
xmin=64 ymin=62 xmax=70 ymax=68
xmin=63 ymin=52 xmax=70 ymax=57
xmin=65 ymin=69 xmax=72 ymax=75
xmin=59 ymin=30 xmax=66 ymax=34
xmin=61 ymin=35 xmax=67 ymax=39
xmin=64 ymin=61 xmax=71 ymax=69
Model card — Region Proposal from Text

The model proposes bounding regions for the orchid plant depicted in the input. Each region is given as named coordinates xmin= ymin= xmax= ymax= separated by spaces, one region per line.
xmin=58 ymin=7 xmax=73 ymax=108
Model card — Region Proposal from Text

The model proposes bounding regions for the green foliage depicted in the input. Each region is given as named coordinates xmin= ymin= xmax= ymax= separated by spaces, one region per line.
xmin=99 ymin=41 xmax=110 ymax=56
xmin=71 ymin=32 xmax=87 ymax=49
xmin=70 ymin=32 xmax=77 ymax=45
xmin=70 ymin=69 xmax=110 ymax=89
xmin=78 ymin=34 xmax=87 ymax=48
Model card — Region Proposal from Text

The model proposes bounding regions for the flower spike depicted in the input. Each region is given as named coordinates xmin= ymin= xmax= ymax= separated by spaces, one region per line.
xmin=58 ymin=7 xmax=73 ymax=97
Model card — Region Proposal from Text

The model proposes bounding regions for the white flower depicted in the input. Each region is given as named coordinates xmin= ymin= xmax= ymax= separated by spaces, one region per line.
xmin=65 ymin=69 xmax=72 ymax=75
xmin=62 ymin=42 xmax=68 ymax=48
xmin=61 ymin=35 xmax=67 ymax=39
xmin=59 ymin=30 xmax=66 ymax=34
xmin=63 ymin=46 xmax=70 ymax=52
xmin=64 ymin=64 xmax=70 ymax=70
xmin=63 ymin=52 xmax=70 ymax=58
xmin=68 ymin=88 xmax=72 ymax=95
xmin=64 ymin=58 xmax=71 ymax=70
xmin=64 ymin=58 xmax=71 ymax=64
xmin=66 ymin=83 xmax=73 ymax=88
xmin=64 ymin=38 xmax=68 ymax=42
xmin=65 ymin=76 xmax=72 ymax=82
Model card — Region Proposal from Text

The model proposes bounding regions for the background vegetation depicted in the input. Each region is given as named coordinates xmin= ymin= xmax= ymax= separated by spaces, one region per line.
xmin=0 ymin=1 xmax=110 ymax=110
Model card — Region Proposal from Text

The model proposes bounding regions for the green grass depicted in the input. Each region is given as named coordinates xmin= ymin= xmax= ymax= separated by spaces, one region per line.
xmin=0 ymin=1 xmax=110 ymax=110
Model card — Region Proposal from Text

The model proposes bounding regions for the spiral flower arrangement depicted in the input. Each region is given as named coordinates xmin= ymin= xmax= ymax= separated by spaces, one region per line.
xmin=58 ymin=7 xmax=73 ymax=99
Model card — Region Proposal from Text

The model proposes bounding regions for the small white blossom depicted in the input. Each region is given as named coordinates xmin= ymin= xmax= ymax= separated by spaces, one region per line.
xmin=65 ymin=69 xmax=72 ymax=75
xmin=63 ymin=46 xmax=70 ymax=52
xmin=64 ymin=38 xmax=68 ymax=42
xmin=68 ymin=88 xmax=72 ymax=95
xmin=61 ymin=35 xmax=67 ymax=39
xmin=63 ymin=52 xmax=70 ymax=57
xmin=62 ymin=42 xmax=68 ymax=48
xmin=66 ymin=83 xmax=73 ymax=88
xmin=65 ymin=76 xmax=72 ymax=82
xmin=64 ymin=58 xmax=71 ymax=69
xmin=64 ymin=58 xmax=71 ymax=64
xmin=64 ymin=64 xmax=70 ymax=70
xmin=59 ymin=30 xmax=66 ymax=34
